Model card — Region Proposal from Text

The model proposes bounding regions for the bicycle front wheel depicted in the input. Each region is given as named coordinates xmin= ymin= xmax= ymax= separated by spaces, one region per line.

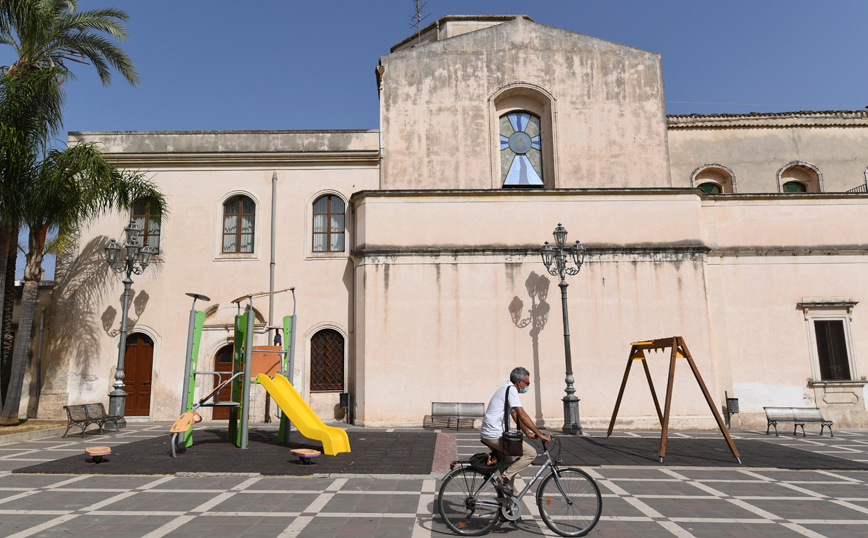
xmin=536 ymin=467 xmax=602 ymax=537
xmin=438 ymin=467 xmax=501 ymax=536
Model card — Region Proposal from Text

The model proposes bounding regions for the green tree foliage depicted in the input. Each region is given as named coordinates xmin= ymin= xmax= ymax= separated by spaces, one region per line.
xmin=0 ymin=0 xmax=146 ymax=423
xmin=0 ymin=142 xmax=164 ymax=424
xmin=0 ymin=0 xmax=139 ymax=86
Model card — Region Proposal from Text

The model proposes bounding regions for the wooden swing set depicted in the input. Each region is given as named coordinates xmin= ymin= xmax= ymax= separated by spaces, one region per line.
xmin=607 ymin=336 xmax=741 ymax=464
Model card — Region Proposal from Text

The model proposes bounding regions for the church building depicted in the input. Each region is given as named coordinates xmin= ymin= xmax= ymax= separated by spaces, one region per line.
xmin=24 ymin=15 xmax=868 ymax=430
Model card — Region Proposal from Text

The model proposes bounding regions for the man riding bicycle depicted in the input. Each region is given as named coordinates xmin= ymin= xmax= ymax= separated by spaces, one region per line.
xmin=480 ymin=366 xmax=551 ymax=497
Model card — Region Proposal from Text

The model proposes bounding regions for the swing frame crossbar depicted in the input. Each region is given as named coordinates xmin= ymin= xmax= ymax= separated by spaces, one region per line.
xmin=606 ymin=336 xmax=741 ymax=464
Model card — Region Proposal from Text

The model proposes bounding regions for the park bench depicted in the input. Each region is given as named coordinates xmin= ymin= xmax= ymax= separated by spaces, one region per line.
xmin=62 ymin=403 xmax=122 ymax=438
xmin=425 ymin=402 xmax=485 ymax=430
xmin=764 ymin=406 xmax=834 ymax=437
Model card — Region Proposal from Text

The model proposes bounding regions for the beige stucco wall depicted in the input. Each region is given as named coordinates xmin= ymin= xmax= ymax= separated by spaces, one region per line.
xmin=669 ymin=113 xmax=868 ymax=193
xmin=380 ymin=17 xmax=671 ymax=190
xmin=701 ymin=195 xmax=868 ymax=428
xmin=38 ymin=131 xmax=379 ymax=422
xmin=352 ymin=190 xmax=723 ymax=428
xmin=350 ymin=190 xmax=868 ymax=428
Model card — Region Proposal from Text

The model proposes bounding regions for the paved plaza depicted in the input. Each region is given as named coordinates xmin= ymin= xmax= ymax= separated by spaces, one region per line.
xmin=0 ymin=424 xmax=867 ymax=537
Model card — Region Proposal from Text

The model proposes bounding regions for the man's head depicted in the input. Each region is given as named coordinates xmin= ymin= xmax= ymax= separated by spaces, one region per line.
xmin=510 ymin=366 xmax=530 ymax=393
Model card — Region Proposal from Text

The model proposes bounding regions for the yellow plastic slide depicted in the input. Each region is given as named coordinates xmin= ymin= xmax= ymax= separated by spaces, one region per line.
xmin=256 ymin=373 xmax=351 ymax=456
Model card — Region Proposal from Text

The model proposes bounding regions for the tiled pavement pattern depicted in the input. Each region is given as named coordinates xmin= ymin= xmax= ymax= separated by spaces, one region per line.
xmin=0 ymin=424 xmax=865 ymax=537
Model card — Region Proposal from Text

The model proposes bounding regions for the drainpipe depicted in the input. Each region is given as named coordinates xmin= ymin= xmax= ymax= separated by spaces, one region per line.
xmin=269 ymin=172 xmax=277 ymax=328
xmin=376 ymin=64 xmax=385 ymax=188
xmin=266 ymin=171 xmax=277 ymax=423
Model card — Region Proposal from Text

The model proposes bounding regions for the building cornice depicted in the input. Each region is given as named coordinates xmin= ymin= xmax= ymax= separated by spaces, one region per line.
xmin=667 ymin=110 xmax=868 ymax=130
xmin=100 ymin=151 xmax=380 ymax=169
xmin=352 ymin=188 xmax=868 ymax=205
xmin=351 ymin=188 xmax=698 ymax=204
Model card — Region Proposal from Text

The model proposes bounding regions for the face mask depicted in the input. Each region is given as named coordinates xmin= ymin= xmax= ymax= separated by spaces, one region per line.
xmin=519 ymin=385 xmax=529 ymax=394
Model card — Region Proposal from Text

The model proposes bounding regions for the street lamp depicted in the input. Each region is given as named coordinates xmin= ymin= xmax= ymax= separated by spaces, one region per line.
xmin=104 ymin=222 xmax=153 ymax=426
xmin=541 ymin=223 xmax=586 ymax=435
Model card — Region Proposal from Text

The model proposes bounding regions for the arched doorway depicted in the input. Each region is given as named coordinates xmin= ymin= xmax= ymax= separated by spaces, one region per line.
xmin=212 ymin=345 xmax=234 ymax=420
xmin=124 ymin=333 xmax=154 ymax=416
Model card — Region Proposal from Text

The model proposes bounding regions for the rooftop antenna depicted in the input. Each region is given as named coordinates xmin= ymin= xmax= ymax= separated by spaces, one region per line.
xmin=408 ymin=0 xmax=430 ymax=45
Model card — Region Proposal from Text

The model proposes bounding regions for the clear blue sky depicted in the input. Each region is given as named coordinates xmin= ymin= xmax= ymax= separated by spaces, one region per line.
xmin=4 ymin=0 xmax=868 ymax=277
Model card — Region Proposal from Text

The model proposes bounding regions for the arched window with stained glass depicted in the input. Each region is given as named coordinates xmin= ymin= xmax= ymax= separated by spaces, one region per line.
xmin=500 ymin=111 xmax=544 ymax=187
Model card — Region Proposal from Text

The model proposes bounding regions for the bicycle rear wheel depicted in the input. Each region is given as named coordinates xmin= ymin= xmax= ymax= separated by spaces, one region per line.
xmin=438 ymin=467 xmax=501 ymax=536
xmin=536 ymin=467 xmax=602 ymax=537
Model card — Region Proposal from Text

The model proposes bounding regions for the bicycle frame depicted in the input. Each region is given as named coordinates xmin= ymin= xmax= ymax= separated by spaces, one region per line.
xmin=472 ymin=441 xmax=573 ymax=510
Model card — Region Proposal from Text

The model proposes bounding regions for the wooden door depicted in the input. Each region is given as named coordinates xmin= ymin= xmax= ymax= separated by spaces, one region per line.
xmin=124 ymin=333 xmax=154 ymax=416
xmin=212 ymin=345 xmax=234 ymax=420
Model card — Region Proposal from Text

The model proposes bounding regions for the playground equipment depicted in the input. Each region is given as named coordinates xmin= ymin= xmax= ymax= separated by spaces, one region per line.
xmin=85 ymin=446 xmax=111 ymax=464
xmin=171 ymin=288 xmax=350 ymax=457
xmin=257 ymin=373 xmax=350 ymax=455
xmin=607 ymin=336 xmax=741 ymax=464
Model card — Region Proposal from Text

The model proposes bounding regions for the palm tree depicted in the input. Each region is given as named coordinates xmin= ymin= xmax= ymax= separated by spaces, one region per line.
xmin=0 ymin=0 xmax=139 ymax=86
xmin=0 ymin=0 xmax=138 ymax=419
xmin=0 ymin=68 xmax=64 ymax=402
xmin=0 ymin=141 xmax=165 ymax=424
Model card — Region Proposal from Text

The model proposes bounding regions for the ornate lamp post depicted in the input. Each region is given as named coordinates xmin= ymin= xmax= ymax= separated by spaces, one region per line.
xmin=541 ymin=223 xmax=586 ymax=435
xmin=104 ymin=222 xmax=153 ymax=426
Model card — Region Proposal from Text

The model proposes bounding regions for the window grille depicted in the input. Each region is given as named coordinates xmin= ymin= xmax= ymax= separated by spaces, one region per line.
xmin=311 ymin=329 xmax=344 ymax=391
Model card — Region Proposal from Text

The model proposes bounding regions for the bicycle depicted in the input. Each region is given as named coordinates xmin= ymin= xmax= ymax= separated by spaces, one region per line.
xmin=437 ymin=436 xmax=602 ymax=537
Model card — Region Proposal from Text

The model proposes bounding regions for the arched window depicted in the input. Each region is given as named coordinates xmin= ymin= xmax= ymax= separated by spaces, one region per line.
xmin=783 ymin=181 xmax=807 ymax=193
xmin=312 ymin=195 xmax=345 ymax=252
xmin=130 ymin=199 xmax=161 ymax=253
xmin=500 ymin=111 xmax=544 ymax=187
xmin=692 ymin=164 xmax=736 ymax=194
xmin=310 ymin=329 xmax=344 ymax=391
xmin=778 ymin=162 xmax=822 ymax=193
xmin=222 ymin=195 xmax=255 ymax=253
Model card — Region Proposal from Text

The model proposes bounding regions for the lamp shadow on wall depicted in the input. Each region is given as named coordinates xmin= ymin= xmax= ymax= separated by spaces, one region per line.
xmin=508 ymin=271 xmax=550 ymax=421
xmin=100 ymin=289 xmax=150 ymax=337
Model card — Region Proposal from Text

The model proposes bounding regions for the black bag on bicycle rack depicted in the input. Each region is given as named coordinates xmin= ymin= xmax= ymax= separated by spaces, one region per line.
xmin=468 ymin=452 xmax=498 ymax=474
xmin=500 ymin=385 xmax=524 ymax=456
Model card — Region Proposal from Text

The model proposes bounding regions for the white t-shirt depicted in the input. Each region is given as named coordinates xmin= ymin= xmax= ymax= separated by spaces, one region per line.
xmin=480 ymin=381 xmax=523 ymax=439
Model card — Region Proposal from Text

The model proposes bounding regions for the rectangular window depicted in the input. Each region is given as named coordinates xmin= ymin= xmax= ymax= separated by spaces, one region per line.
xmin=814 ymin=320 xmax=851 ymax=381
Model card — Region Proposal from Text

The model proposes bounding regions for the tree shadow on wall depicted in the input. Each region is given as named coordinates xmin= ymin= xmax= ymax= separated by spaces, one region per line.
xmin=41 ymin=235 xmax=159 ymax=415
xmin=508 ymin=271 xmax=550 ymax=421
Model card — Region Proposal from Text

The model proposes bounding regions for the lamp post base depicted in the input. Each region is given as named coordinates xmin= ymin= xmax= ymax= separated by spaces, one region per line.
xmin=562 ymin=395 xmax=582 ymax=435
xmin=107 ymin=389 xmax=128 ymax=429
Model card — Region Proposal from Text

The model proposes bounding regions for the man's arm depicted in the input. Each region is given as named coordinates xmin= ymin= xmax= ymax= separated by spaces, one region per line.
xmin=510 ymin=407 xmax=551 ymax=442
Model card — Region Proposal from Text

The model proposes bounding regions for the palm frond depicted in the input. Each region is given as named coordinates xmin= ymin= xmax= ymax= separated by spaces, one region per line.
xmin=1 ymin=0 xmax=138 ymax=86
xmin=0 ymin=67 xmax=67 ymax=145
